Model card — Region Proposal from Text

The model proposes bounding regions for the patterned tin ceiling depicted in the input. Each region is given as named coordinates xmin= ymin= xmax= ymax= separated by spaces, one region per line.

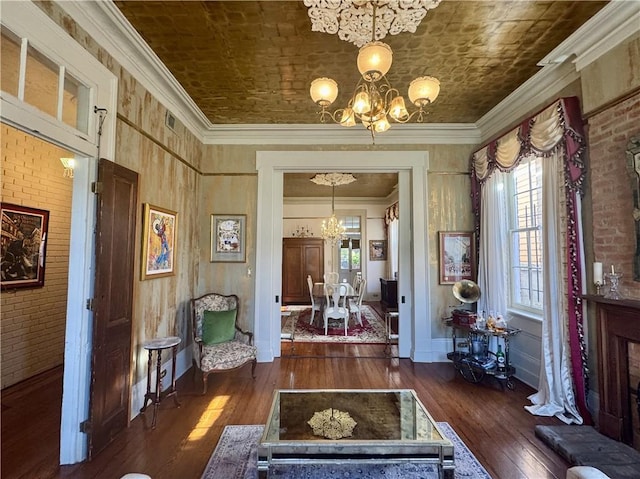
xmin=114 ymin=0 xmax=608 ymax=126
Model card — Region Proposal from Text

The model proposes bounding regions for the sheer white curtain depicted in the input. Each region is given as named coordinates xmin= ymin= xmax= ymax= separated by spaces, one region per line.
xmin=477 ymin=171 xmax=509 ymax=317
xmin=524 ymin=150 xmax=583 ymax=424
xmin=389 ymin=219 xmax=399 ymax=279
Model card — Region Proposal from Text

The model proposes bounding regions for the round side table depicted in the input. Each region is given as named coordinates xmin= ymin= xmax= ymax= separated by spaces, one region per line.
xmin=140 ymin=336 xmax=181 ymax=429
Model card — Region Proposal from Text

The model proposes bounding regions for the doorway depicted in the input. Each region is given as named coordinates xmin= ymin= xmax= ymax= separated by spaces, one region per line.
xmin=338 ymin=216 xmax=361 ymax=285
xmin=255 ymin=150 xmax=431 ymax=363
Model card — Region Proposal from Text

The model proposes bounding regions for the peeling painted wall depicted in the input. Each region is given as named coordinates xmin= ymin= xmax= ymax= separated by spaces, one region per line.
xmin=37 ymin=1 xmax=203 ymax=385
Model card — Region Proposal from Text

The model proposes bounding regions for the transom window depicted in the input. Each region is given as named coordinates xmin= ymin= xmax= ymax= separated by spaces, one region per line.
xmin=1 ymin=25 xmax=90 ymax=134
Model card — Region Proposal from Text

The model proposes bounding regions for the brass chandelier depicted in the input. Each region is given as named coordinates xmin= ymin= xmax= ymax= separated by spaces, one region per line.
xmin=309 ymin=1 xmax=441 ymax=139
xmin=311 ymin=173 xmax=356 ymax=244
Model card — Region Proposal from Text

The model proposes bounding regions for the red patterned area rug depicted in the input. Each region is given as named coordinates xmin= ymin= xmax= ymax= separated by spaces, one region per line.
xmin=281 ymin=305 xmax=387 ymax=344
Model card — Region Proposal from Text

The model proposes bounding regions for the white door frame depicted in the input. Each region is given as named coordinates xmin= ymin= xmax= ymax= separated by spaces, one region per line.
xmin=255 ymin=151 xmax=432 ymax=362
xmin=1 ymin=2 xmax=118 ymax=464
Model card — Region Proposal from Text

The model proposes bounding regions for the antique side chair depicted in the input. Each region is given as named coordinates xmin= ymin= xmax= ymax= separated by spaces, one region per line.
xmin=191 ymin=292 xmax=257 ymax=394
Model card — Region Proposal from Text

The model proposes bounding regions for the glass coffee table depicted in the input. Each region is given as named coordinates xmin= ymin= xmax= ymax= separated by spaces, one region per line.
xmin=258 ymin=389 xmax=454 ymax=478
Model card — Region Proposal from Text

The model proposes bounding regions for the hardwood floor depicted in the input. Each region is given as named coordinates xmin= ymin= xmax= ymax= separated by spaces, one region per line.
xmin=1 ymin=343 xmax=570 ymax=479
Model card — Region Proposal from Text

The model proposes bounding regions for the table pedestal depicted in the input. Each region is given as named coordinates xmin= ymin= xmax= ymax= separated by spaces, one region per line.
xmin=140 ymin=336 xmax=181 ymax=428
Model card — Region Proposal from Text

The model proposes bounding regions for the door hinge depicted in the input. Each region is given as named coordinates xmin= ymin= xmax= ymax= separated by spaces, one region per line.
xmin=86 ymin=298 xmax=95 ymax=311
xmin=91 ymin=181 xmax=103 ymax=194
xmin=80 ymin=419 xmax=91 ymax=433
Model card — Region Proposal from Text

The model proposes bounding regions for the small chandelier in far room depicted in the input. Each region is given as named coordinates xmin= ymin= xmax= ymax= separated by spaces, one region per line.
xmin=308 ymin=1 xmax=441 ymax=141
xmin=311 ymin=173 xmax=356 ymax=244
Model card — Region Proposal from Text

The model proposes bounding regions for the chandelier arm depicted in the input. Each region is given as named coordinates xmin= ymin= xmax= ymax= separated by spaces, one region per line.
xmin=317 ymin=107 xmax=352 ymax=125
xmin=391 ymin=106 xmax=427 ymax=124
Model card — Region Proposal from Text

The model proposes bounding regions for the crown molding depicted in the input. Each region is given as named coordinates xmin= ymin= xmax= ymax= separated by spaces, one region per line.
xmin=475 ymin=60 xmax=580 ymax=144
xmin=284 ymin=197 xmax=390 ymax=205
xmin=201 ymin=123 xmax=481 ymax=145
xmin=463 ymin=0 xmax=639 ymax=144
xmin=58 ymin=0 xmax=637 ymax=147
xmin=58 ymin=0 xmax=210 ymax=141
xmin=538 ymin=0 xmax=640 ymax=71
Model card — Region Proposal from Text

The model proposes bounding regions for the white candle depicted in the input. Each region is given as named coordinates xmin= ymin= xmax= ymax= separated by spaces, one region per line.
xmin=593 ymin=262 xmax=603 ymax=284
xmin=611 ymin=265 xmax=615 ymax=275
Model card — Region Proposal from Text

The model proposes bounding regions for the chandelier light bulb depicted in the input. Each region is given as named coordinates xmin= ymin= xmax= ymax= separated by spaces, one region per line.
xmin=310 ymin=77 xmax=339 ymax=106
xmin=352 ymin=90 xmax=371 ymax=114
xmin=373 ymin=116 xmax=391 ymax=133
xmin=408 ymin=76 xmax=441 ymax=107
xmin=389 ymin=95 xmax=409 ymax=120
xmin=340 ymin=107 xmax=356 ymax=127
xmin=357 ymin=41 xmax=392 ymax=81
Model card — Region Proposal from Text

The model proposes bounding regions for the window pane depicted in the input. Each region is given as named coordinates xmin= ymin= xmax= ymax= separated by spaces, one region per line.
xmin=509 ymin=157 xmax=543 ymax=312
xmin=25 ymin=44 xmax=58 ymax=118
xmin=1 ymin=27 xmax=21 ymax=97
xmin=351 ymin=246 xmax=360 ymax=269
xmin=340 ymin=246 xmax=349 ymax=270
xmin=63 ymin=72 xmax=89 ymax=134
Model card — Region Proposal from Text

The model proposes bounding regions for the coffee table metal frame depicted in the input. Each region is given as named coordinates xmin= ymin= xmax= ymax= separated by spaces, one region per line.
xmin=257 ymin=388 xmax=454 ymax=478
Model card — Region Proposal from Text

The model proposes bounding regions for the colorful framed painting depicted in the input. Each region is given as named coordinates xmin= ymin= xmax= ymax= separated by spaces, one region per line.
xmin=211 ymin=214 xmax=246 ymax=263
xmin=1 ymin=203 xmax=49 ymax=290
xmin=439 ymin=231 xmax=476 ymax=284
xmin=141 ymin=203 xmax=177 ymax=280
xmin=369 ymin=240 xmax=387 ymax=261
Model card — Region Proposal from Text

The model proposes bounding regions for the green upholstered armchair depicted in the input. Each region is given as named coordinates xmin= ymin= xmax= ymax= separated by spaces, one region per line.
xmin=191 ymin=293 xmax=257 ymax=394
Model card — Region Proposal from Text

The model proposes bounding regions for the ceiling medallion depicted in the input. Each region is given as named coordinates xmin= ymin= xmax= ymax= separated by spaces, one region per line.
xmin=310 ymin=173 xmax=357 ymax=187
xmin=304 ymin=0 xmax=442 ymax=48
xmin=308 ymin=1 xmax=441 ymax=141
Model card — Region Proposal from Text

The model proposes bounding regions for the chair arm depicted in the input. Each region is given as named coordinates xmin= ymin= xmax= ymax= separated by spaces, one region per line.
xmin=235 ymin=328 xmax=254 ymax=345
xmin=194 ymin=337 xmax=204 ymax=354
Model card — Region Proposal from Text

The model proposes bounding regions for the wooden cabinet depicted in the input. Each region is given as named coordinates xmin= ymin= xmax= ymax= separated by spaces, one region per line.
xmin=380 ymin=278 xmax=398 ymax=311
xmin=282 ymin=238 xmax=324 ymax=305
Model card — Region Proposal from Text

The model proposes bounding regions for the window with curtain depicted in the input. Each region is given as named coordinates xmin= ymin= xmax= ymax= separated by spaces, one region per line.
xmin=471 ymin=97 xmax=590 ymax=425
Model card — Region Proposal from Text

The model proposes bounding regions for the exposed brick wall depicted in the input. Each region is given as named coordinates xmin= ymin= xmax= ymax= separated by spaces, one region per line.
xmin=588 ymin=92 xmax=640 ymax=300
xmin=1 ymin=124 xmax=72 ymax=388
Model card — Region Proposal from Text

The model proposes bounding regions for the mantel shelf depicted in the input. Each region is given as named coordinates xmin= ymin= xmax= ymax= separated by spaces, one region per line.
xmin=582 ymin=294 xmax=640 ymax=311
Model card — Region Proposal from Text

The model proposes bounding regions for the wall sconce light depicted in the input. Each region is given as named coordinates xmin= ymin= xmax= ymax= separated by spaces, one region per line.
xmin=60 ymin=158 xmax=75 ymax=178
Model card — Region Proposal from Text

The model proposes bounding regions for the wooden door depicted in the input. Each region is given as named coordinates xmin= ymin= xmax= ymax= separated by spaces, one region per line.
xmin=282 ymin=238 xmax=323 ymax=304
xmin=88 ymin=159 xmax=138 ymax=458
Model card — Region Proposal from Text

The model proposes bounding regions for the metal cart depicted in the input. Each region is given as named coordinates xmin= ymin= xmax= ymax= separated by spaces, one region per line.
xmin=444 ymin=319 xmax=521 ymax=390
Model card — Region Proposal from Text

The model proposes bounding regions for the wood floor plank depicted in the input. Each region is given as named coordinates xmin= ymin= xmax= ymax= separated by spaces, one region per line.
xmin=1 ymin=343 xmax=570 ymax=479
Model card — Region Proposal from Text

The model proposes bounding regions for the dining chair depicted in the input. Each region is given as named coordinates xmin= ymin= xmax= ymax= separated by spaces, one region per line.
xmin=324 ymin=271 xmax=339 ymax=285
xmin=323 ymin=283 xmax=349 ymax=335
xmin=352 ymin=272 xmax=363 ymax=295
xmin=348 ymin=278 xmax=366 ymax=326
xmin=307 ymin=275 xmax=322 ymax=324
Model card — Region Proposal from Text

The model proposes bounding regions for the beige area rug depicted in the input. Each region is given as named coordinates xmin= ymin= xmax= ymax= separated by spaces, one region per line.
xmin=200 ymin=423 xmax=493 ymax=478
xmin=281 ymin=305 xmax=388 ymax=344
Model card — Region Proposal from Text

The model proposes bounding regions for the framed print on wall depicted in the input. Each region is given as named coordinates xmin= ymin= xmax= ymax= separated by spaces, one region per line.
xmin=439 ymin=231 xmax=476 ymax=284
xmin=1 ymin=203 xmax=49 ymax=290
xmin=141 ymin=203 xmax=177 ymax=280
xmin=369 ymin=240 xmax=387 ymax=261
xmin=211 ymin=214 xmax=246 ymax=263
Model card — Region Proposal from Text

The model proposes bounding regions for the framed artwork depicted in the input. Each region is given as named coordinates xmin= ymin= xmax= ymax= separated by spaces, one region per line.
xmin=369 ymin=240 xmax=387 ymax=261
xmin=439 ymin=231 xmax=476 ymax=284
xmin=211 ymin=214 xmax=246 ymax=262
xmin=141 ymin=203 xmax=177 ymax=280
xmin=1 ymin=203 xmax=49 ymax=290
